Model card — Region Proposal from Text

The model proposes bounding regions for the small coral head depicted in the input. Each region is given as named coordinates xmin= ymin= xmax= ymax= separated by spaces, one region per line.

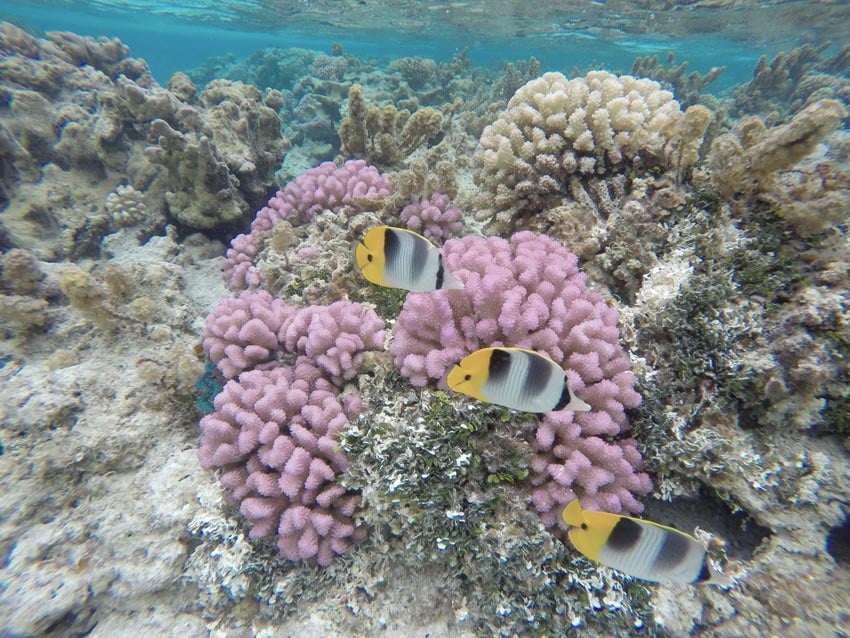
xmin=447 ymin=347 xmax=591 ymax=414
xmin=354 ymin=226 xmax=462 ymax=292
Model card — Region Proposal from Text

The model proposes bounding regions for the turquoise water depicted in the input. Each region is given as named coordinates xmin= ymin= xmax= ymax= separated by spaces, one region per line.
xmin=5 ymin=0 xmax=848 ymax=89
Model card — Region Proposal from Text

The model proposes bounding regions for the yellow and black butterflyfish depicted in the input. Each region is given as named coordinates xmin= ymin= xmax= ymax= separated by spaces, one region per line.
xmin=354 ymin=226 xmax=463 ymax=292
xmin=562 ymin=499 xmax=732 ymax=585
xmin=446 ymin=347 xmax=591 ymax=413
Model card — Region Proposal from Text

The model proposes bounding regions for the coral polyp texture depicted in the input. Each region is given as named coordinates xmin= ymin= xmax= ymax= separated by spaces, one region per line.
xmin=223 ymin=159 xmax=391 ymax=290
xmin=399 ymin=192 xmax=464 ymax=242
xmin=473 ymin=70 xmax=711 ymax=219
xmin=198 ymin=362 xmax=366 ymax=565
xmin=203 ymin=289 xmax=296 ymax=379
xmin=104 ymin=184 xmax=147 ymax=227
xmin=203 ymin=292 xmax=385 ymax=384
xmin=389 ymin=232 xmax=651 ymax=522
xmin=200 ymin=295 xmax=385 ymax=564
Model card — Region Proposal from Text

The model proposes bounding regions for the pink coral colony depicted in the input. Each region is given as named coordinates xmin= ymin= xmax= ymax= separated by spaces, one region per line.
xmin=202 ymin=161 xmax=650 ymax=565
xmin=389 ymin=231 xmax=652 ymax=528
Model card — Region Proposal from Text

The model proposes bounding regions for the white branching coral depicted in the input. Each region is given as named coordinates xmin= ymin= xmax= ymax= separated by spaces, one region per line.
xmin=473 ymin=70 xmax=712 ymax=218
xmin=105 ymin=184 xmax=147 ymax=226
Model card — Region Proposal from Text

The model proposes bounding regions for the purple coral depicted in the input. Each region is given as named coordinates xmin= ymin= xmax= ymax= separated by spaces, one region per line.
xmin=281 ymin=300 xmax=386 ymax=385
xmin=223 ymin=160 xmax=390 ymax=290
xmin=198 ymin=362 xmax=366 ymax=565
xmin=200 ymin=294 xmax=385 ymax=564
xmin=399 ymin=193 xmax=463 ymax=243
xmin=531 ymin=412 xmax=650 ymax=529
xmin=203 ymin=290 xmax=295 ymax=379
xmin=203 ymin=294 xmax=385 ymax=384
xmin=389 ymin=231 xmax=651 ymax=522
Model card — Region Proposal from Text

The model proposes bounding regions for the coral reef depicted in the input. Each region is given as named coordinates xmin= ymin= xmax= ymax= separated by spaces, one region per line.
xmin=390 ymin=232 xmax=651 ymax=521
xmin=222 ymin=159 xmax=391 ymax=291
xmin=3 ymin=19 xmax=850 ymax=638
xmin=0 ymin=22 xmax=287 ymax=255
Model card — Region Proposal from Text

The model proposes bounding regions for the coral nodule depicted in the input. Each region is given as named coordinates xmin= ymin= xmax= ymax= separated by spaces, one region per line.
xmin=389 ymin=232 xmax=652 ymax=526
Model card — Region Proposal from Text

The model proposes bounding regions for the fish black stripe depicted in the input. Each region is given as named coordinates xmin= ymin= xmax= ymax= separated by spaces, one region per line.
xmin=653 ymin=529 xmax=691 ymax=570
xmin=606 ymin=517 xmax=643 ymax=551
xmin=384 ymin=228 xmax=400 ymax=269
xmin=436 ymin=256 xmax=445 ymax=289
xmin=554 ymin=382 xmax=572 ymax=410
xmin=488 ymin=349 xmax=512 ymax=383
xmin=694 ymin=557 xmax=711 ymax=583
xmin=411 ymin=232 xmax=429 ymax=281
xmin=523 ymin=352 xmax=552 ymax=399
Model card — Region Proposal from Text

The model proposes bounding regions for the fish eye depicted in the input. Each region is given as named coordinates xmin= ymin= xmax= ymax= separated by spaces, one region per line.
xmin=367 ymin=254 xmax=373 ymax=262
xmin=581 ymin=523 xmax=588 ymax=530
xmin=464 ymin=374 xmax=471 ymax=381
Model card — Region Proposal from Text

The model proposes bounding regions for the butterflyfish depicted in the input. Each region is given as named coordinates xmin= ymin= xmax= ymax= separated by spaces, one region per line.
xmin=446 ymin=347 xmax=591 ymax=413
xmin=354 ymin=226 xmax=463 ymax=292
xmin=562 ymin=499 xmax=731 ymax=585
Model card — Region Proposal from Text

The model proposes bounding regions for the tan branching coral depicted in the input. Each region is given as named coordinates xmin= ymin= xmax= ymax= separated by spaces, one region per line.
xmin=631 ymin=52 xmax=725 ymax=106
xmin=473 ymin=71 xmax=712 ymax=221
xmin=707 ymin=98 xmax=848 ymax=235
xmin=390 ymin=157 xmax=459 ymax=203
xmin=339 ymin=84 xmax=445 ymax=167
xmin=747 ymin=99 xmax=847 ymax=178
xmin=734 ymin=44 xmax=850 ymax=118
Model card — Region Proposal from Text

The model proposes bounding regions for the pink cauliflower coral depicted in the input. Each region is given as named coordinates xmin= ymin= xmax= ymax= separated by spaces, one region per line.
xmin=281 ymin=300 xmax=386 ymax=385
xmin=198 ymin=361 xmax=366 ymax=565
xmin=399 ymin=193 xmax=463 ymax=243
xmin=223 ymin=159 xmax=390 ymax=290
xmin=203 ymin=293 xmax=385 ymax=385
xmin=389 ymin=231 xmax=651 ymax=523
xmin=203 ymin=290 xmax=295 ymax=379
